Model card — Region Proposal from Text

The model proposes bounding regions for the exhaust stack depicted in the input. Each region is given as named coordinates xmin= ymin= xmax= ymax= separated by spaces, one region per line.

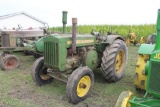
xmin=72 ymin=18 xmax=77 ymax=54
xmin=62 ymin=11 xmax=68 ymax=34
xmin=155 ymin=9 xmax=160 ymax=50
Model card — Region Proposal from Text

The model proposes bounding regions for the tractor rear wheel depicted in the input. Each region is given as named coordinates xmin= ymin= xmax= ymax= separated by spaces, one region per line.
xmin=66 ymin=67 xmax=94 ymax=104
xmin=101 ymin=39 xmax=127 ymax=82
xmin=1 ymin=54 xmax=19 ymax=70
xmin=31 ymin=57 xmax=53 ymax=86
xmin=115 ymin=91 xmax=133 ymax=107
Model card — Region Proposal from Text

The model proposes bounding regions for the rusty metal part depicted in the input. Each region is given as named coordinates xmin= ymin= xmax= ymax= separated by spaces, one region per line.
xmin=47 ymin=72 xmax=68 ymax=83
xmin=1 ymin=30 xmax=44 ymax=47
xmin=72 ymin=18 xmax=77 ymax=54
xmin=1 ymin=34 xmax=10 ymax=47
xmin=1 ymin=55 xmax=19 ymax=70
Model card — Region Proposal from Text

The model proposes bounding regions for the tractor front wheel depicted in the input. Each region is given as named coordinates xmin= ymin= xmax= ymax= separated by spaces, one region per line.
xmin=134 ymin=54 xmax=149 ymax=90
xmin=31 ymin=57 xmax=53 ymax=86
xmin=101 ymin=39 xmax=128 ymax=82
xmin=1 ymin=55 xmax=19 ymax=70
xmin=115 ymin=91 xmax=133 ymax=107
xmin=66 ymin=67 xmax=94 ymax=104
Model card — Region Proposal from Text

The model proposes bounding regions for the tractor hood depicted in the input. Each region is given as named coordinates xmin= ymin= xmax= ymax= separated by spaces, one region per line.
xmin=43 ymin=34 xmax=96 ymax=48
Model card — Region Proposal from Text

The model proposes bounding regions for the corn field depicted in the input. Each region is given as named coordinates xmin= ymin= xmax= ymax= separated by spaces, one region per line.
xmin=50 ymin=24 xmax=156 ymax=40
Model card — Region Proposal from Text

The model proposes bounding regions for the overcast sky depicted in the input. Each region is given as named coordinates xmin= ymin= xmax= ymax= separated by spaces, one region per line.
xmin=0 ymin=0 xmax=160 ymax=27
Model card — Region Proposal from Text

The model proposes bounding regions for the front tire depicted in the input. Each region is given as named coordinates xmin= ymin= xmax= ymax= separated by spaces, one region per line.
xmin=101 ymin=39 xmax=128 ymax=82
xmin=66 ymin=67 xmax=94 ymax=104
xmin=31 ymin=57 xmax=53 ymax=86
xmin=134 ymin=54 xmax=149 ymax=90
xmin=115 ymin=91 xmax=133 ymax=107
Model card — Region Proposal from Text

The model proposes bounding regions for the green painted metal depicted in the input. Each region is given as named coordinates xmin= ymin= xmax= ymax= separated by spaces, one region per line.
xmin=43 ymin=30 xmax=126 ymax=72
xmin=138 ymin=44 xmax=155 ymax=55
xmin=95 ymin=43 xmax=107 ymax=53
xmin=129 ymin=9 xmax=160 ymax=107
xmin=129 ymin=96 xmax=160 ymax=107
xmin=62 ymin=11 xmax=68 ymax=34
xmin=44 ymin=34 xmax=96 ymax=47
xmin=144 ymin=9 xmax=160 ymax=98
xmin=43 ymin=34 xmax=96 ymax=71
xmin=146 ymin=60 xmax=160 ymax=98
xmin=84 ymin=50 xmax=98 ymax=70
xmin=150 ymin=50 xmax=160 ymax=62
xmin=35 ymin=37 xmax=44 ymax=53
xmin=145 ymin=61 xmax=150 ymax=75
xmin=95 ymin=35 xmax=122 ymax=53
xmin=155 ymin=9 xmax=160 ymax=50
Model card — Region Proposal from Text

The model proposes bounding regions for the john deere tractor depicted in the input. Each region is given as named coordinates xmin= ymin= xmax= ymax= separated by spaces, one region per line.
xmin=115 ymin=9 xmax=160 ymax=107
xmin=31 ymin=17 xmax=128 ymax=103
xmin=134 ymin=44 xmax=155 ymax=90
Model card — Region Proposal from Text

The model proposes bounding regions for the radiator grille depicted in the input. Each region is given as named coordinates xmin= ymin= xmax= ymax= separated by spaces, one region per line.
xmin=147 ymin=62 xmax=160 ymax=95
xmin=44 ymin=41 xmax=58 ymax=67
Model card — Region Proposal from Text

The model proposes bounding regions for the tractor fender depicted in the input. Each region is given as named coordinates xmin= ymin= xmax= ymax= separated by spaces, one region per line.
xmin=138 ymin=44 xmax=155 ymax=55
xmin=35 ymin=37 xmax=45 ymax=53
xmin=106 ymin=35 xmax=124 ymax=44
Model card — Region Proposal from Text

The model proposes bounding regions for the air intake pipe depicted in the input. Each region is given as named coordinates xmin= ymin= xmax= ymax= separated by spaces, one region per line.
xmin=72 ymin=18 xmax=77 ymax=54
xmin=62 ymin=11 xmax=68 ymax=34
xmin=155 ymin=9 xmax=160 ymax=50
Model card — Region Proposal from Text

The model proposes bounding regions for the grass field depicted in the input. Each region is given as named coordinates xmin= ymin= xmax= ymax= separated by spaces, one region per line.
xmin=0 ymin=46 xmax=144 ymax=107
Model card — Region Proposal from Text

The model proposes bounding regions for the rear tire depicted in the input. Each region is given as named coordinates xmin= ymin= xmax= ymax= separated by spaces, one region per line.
xmin=31 ymin=57 xmax=53 ymax=86
xmin=66 ymin=67 xmax=94 ymax=104
xmin=101 ymin=39 xmax=128 ymax=82
xmin=1 ymin=54 xmax=19 ymax=70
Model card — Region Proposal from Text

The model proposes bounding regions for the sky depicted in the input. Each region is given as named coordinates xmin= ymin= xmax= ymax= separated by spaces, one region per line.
xmin=0 ymin=0 xmax=160 ymax=27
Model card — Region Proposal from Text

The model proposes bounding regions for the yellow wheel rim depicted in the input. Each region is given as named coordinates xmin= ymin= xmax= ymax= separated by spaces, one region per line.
xmin=40 ymin=68 xmax=50 ymax=80
xmin=121 ymin=92 xmax=133 ymax=107
xmin=115 ymin=91 xmax=133 ymax=107
xmin=115 ymin=50 xmax=125 ymax=74
xmin=77 ymin=76 xmax=91 ymax=97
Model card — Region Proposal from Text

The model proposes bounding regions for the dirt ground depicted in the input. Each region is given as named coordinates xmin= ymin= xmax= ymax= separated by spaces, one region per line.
xmin=0 ymin=46 xmax=141 ymax=107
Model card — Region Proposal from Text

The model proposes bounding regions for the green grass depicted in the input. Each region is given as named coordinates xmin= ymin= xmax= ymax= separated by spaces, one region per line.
xmin=0 ymin=46 xmax=143 ymax=107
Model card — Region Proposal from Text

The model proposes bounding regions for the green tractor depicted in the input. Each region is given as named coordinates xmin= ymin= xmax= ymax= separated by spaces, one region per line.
xmin=134 ymin=44 xmax=155 ymax=90
xmin=115 ymin=9 xmax=160 ymax=107
xmin=31 ymin=17 xmax=128 ymax=103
